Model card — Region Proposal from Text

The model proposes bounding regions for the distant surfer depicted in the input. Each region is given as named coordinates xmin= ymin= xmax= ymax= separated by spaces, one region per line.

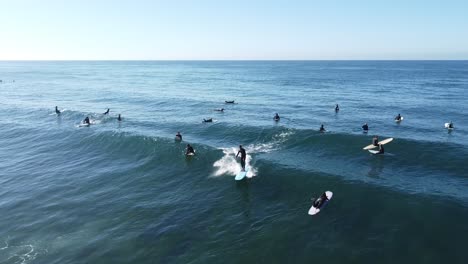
xmin=319 ymin=124 xmax=326 ymax=132
xmin=395 ymin=113 xmax=402 ymax=121
xmin=103 ymin=108 xmax=110 ymax=115
xmin=313 ymin=192 xmax=329 ymax=208
xmin=372 ymin=136 xmax=379 ymax=146
xmin=225 ymin=100 xmax=235 ymax=104
xmin=236 ymin=145 xmax=247 ymax=171
xmin=274 ymin=113 xmax=280 ymax=121
xmin=362 ymin=123 xmax=369 ymax=132
xmin=175 ymin=132 xmax=182 ymax=141
xmin=377 ymin=144 xmax=385 ymax=154
xmin=335 ymin=104 xmax=339 ymax=112
xmin=203 ymin=118 xmax=213 ymax=123
xmin=448 ymin=121 xmax=454 ymax=129
xmin=55 ymin=106 xmax=61 ymax=115
xmin=215 ymin=108 xmax=224 ymax=112
xmin=83 ymin=116 xmax=90 ymax=125
xmin=186 ymin=144 xmax=195 ymax=156
xmin=117 ymin=114 xmax=122 ymax=121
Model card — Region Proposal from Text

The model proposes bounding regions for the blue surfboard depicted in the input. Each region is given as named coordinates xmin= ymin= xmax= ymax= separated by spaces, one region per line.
xmin=235 ymin=168 xmax=248 ymax=181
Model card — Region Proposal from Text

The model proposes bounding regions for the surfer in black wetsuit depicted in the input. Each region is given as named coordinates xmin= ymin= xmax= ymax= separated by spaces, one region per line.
xmin=372 ymin=136 xmax=379 ymax=146
xmin=314 ymin=193 xmax=329 ymax=208
xmin=186 ymin=144 xmax=195 ymax=155
xmin=362 ymin=123 xmax=369 ymax=132
xmin=319 ymin=124 xmax=326 ymax=132
xmin=448 ymin=121 xmax=454 ymax=129
xmin=236 ymin=145 xmax=246 ymax=171
xmin=83 ymin=116 xmax=90 ymax=125
xmin=274 ymin=113 xmax=280 ymax=121
xmin=203 ymin=118 xmax=213 ymax=123
xmin=395 ymin=113 xmax=401 ymax=121
xmin=55 ymin=106 xmax=61 ymax=115
xmin=335 ymin=104 xmax=339 ymax=111
xmin=175 ymin=132 xmax=182 ymax=141
xmin=225 ymin=100 xmax=235 ymax=104
xmin=215 ymin=108 xmax=224 ymax=112
xmin=103 ymin=108 xmax=110 ymax=115
xmin=117 ymin=114 xmax=122 ymax=121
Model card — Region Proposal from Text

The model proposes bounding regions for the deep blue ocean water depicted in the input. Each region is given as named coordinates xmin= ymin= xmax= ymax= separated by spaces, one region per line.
xmin=0 ymin=61 xmax=467 ymax=263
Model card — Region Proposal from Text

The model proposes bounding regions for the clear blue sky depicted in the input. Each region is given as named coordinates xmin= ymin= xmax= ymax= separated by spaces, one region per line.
xmin=1 ymin=0 xmax=467 ymax=60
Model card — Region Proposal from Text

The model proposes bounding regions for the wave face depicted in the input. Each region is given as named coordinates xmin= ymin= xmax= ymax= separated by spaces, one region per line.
xmin=1 ymin=61 xmax=468 ymax=263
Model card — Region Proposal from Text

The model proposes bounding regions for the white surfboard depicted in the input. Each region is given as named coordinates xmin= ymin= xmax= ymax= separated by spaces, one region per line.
xmin=363 ymin=138 xmax=393 ymax=150
xmin=235 ymin=167 xmax=249 ymax=181
xmin=395 ymin=117 xmax=404 ymax=122
xmin=368 ymin=149 xmax=382 ymax=155
xmin=309 ymin=191 xmax=333 ymax=215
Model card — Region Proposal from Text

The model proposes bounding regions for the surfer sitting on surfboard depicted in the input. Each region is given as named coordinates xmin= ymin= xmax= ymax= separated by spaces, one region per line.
xmin=395 ymin=113 xmax=402 ymax=121
xmin=319 ymin=124 xmax=326 ymax=132
xmin=448 ymin=121 xmax=454 ymax=129
xmin=313 ymin=193 xmax=329 ymax=208
xmin=274 ymin=113 xmax=280 ymax=121
xmin=175 ymin=132 xmax=182 ymax=141
xmin=335 ymin=104 xmax=339 ymax=112
xmin=186 ymin=144 xmax=195 ymax=155
xmin=362 ymin=123 xmax=369 ymax=132
xmin=83 ymin=116 xmax=90 ymax=125
xmin=236 ymin=145 xmax=246 ymax=171
xmin=55 ymin=106 xmax=61 ymax=115
xmin=118 ymin=114 xmax=122 ymax=121
xmin=372 ymin=136 xmax=379 ymax=146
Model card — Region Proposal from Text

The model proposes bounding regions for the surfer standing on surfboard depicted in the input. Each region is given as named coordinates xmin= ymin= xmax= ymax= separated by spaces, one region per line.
xmin=236 ymin=145 xmax=246 ymax=171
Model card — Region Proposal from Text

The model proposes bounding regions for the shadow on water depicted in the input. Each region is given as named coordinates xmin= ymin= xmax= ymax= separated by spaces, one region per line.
xmin=236 ymin=178 xmax=252 ymax=218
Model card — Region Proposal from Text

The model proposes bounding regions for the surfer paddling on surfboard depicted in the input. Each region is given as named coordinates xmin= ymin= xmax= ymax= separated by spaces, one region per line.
xmin=236 ymin=145 xmax=247 ymax=171
xmin=313 ymin=193 xmax=329 ymax=208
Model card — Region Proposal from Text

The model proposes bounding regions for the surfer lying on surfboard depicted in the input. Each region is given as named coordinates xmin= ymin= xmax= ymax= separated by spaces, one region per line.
xmin=313 ymin=193 xmax=329 ymax=208
xmin=395 ymin=113 xmax=402 ymax=121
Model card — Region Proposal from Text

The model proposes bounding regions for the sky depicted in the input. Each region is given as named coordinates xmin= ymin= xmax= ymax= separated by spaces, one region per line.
xmin=0 ymin=0 xmax=467 ymax=60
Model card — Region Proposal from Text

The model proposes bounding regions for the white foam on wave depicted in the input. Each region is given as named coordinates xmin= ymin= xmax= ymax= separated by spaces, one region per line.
xmin=212 ymin=147 xmax=256 ymax=178
xmin=0 ymin=237 xmax=44 ymax=264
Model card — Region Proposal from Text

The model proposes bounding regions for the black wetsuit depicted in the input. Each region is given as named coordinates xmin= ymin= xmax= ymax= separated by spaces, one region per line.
xmin=186 ymin=146 xmax=194 ymax=155
xmin=104 ymin=109 xmax=110 ymax=115
xmin=84 ymin=117 xmax=90 ymax=124
xmin=237 ymin=147 xmax=246 ymax=170
xmin=55 ymin=107 xmax=61 ymax=114
xmin=176 ymin=134 xmax=182 ymax=141
xmin=378 ymin=145 xmax=385 ymax=154
xmin=372 ymin=138 xmax=379 ymax=146
xmin=362 ymin=124 xmax=369 ymax=131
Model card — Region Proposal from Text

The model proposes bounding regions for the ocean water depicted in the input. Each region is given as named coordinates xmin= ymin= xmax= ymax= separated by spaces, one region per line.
xmin=0 ymin=61 xmax=467 ymax=263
